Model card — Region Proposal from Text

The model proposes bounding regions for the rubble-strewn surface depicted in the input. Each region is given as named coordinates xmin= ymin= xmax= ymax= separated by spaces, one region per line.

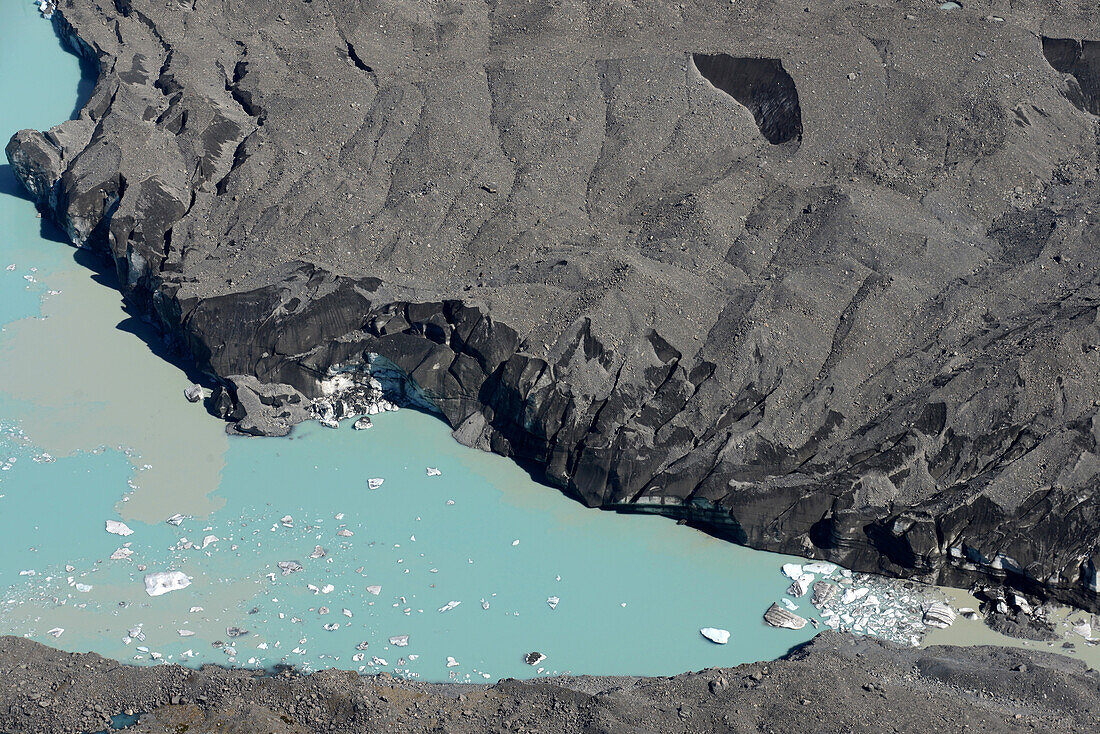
xmin=1 ymin=632 xmax=1098 ymax=733
xmin=8 ymin=0 xmax=1100 ymax=609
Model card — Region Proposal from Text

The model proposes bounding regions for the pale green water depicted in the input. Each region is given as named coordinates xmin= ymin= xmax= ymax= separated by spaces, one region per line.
xmin=0 ymin=3 xmax=885 ymax=684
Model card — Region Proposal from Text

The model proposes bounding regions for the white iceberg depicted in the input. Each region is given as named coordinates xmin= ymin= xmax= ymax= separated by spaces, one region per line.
xmin=144 ymin=571 xmax=191 ymax=597
xmin=389 ymin=635 xmax=409 ymax=647
xmin=366 ymin=585 xmax=382 ymax=595
xmin=438 ymin=600 xmax=461 ymax=613
xmin=547 ymin=596 xmax=559 ymax=610
xmin=368 ymin=478 xmax=384 ymax=490
xmin=446 ymin=656 xmax=460 ymax=667
xmin=426 ymin=467 xmax=442 ymax=477
xmin=111 ymin=547 xmax=134 ymax=561
xmin=106 ymin=520 xmax=134 ymax=537
xmin=165 ymin=513 xmax=186 ymax=526
xmin=47 ymin=627 xmax=64 ymax=639
xmin=700 ymin=627 xmax=730 ymax=644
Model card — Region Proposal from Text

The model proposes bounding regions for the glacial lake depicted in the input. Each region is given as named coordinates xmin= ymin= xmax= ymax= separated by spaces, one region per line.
xmin=0 ymin=2 xmax=825 ymax=682
xmin=4 ymin=2 xmax=1096 ymax=683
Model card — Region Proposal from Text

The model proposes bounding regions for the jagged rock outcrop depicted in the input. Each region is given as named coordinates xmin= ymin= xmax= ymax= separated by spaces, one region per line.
xmin=8 ymin=1 xmax=1100 ymax=610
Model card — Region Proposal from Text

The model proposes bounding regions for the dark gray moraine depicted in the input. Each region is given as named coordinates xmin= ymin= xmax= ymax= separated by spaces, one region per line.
xmin=7 ymin=1 xmax=1100 ymax=608
xmin=1 ymin=632 xmax=1098 ymax=733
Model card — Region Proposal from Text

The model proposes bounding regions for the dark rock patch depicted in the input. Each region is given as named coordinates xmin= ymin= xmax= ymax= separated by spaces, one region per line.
xmin=692 ymin=53 xmax=803 ymax=145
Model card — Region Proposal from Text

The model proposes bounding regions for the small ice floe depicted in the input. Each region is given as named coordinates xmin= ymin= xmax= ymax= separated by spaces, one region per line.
xmin=353 ymin=416 xmax=373 ymax=430
xmin=787 ymin=573 xmax=815 ymax=598
xmin=803 ymin=562 xmax=838 ymax=575
xmin=1072 ymin=620 xmax=1094 ymax=640
xmin=165 ymin=514 xmax=186 ymax=526
xmin=700 ymin=627 xmax=730 ymax=644
xmin=355 ymin=641 xmax=370 ymax=651
xmin=321 ymin=584 xmax=334 ymax=594
xmin=426 ymin=467 xmax=442 ymax=477
xmin=511 ymin=539 xmax=520 ymax=547
xmin=310 ymin=546 xmax=327 ymax=559
xmin=337 ymin=528 xmax=354 ymax=537
xmin=4 ymin=264 xmax=14 ymax=271
xmin=389 ymin=635 xmax=409 ymax=647
xmin=547 ymin=596 xmax=559 ymax=610
xmin=144 ymin=571 xmax=191 ymax=597
xmin=923 ymin=602 xmax=957 ymax=629
xmin=781 ymin=598 xmax=799 ymax=612
xmin=438 ymin=600 xmax=461 ymax=613
xmin=189 ymin=607 xmax=204 ymax=613
xmin=74 ymin=583 xmax=93 ymax=593
xmin=367 ymin=478 xmax=384 ymax=490
xmin=324 ymin=623 xmax=340 ymax=631
xmin=201 ymin=535 xmax=218 ymax=549
xmin=841 ymin=587 xmax=869 ymax=604
xmin=366 ymin=584 xmax=382 ymax=595
xmin=106 ymin=520 xmax=134 ymax=537
xmin=480 ymin=598 xmax=490 ymax=610
xmin=110 ymin=547 xmax=133 ymax=561
xmin=178 ymin=630 xmax=195 ymax=637
xmin=446 ymin=656 xmax=460 ymax=667
xmin=226 ymin=627 xmax=248 ymax=638
xmin=183 ymin=384 xmax=203 ymax=403
xmin=343 ymin=609 xmax=353 ymax=618
xmin=280 ymin=515 xmax=294 ymax=528
xmin=47 ymin=627 xmax=64 ymax=639
xmin=446 ymin=500 xmax=455 ymax=505
xmin=781 ymin=563 xmax=802 ymax=579
xmin=524 ymin=651 xmax=546 ymax=665
xmin=764 ymin=603 xmax=809 ymax=630
xmin=278 ymin=561 xmax=303 ymax=576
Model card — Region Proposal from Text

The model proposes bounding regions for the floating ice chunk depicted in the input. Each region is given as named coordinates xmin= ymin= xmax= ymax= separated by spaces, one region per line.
xmin=352 ymin=653 xmax=364 ymax=662
xmin=787 ymin=573 xmax=814 ymax=597
xmin=511 ymin=539 xmax=520 ymax=546
xmin=47 ymin=627 xmax=64 ymax=638
xmin=4 ymin=265 xmax=14 ymax=271
xmin=106 ymin=520 xmax=134 ymax=537
xmin=189 ymin=607 xmax=203 ymax=613
xmin=321 ymin=584 xmax=334 ymax=594
xmin=74 ymin=583 xmax=93 ymax=593
xmin=923 ymin=602 xmax=957 ymax=629
xmin=280 ymin=515 xmax=293 ymax=528
xmin=356 ymin=641 xmax=370 ymax=651
xmin=446 ymin=500 xmax=455 ymax=505
xmin=366 ymin=585 xmax=382 ymax=595
xmin=227 ymin=627 xmax=248 ymax=637
xmin=178 ymin=630 xmax=195 ymax=637
xmin=446 ymin=656 xmax=459 ymax=667
xmin=353 ymin=416 xmax=373 ymax=430
xmin=367 ymin=478 xmax=384 ymax=490
xmin=323 ymin=623 xmax=340 ymax=631
xmin=764 ymin=603 xmax=808 ymax=630
xmin=781 ymin=598 xmax=799 ymax=611
xmin=337 ymin=529 xmax=354 ymax=537
xmin=700 ymin=627 xmax=730 ymax=644
xmin=781 ymin=563 xmax=803 ymax=579
xmin=201 ymin=535 xmax=218 ymax=549
xmin=438 ymin=600 xmax=461 ymax=613
xmin=184 ymin=384 xmax=203 ymax=403
xmin=803 ymin=562 xmax=838 ymax=575
xmin=165 ymin=514 xmax=186 ymax=526
xmin=547 ymin=596 xmax=559 ymax=610
xmin=480 ymin=598 xmax=490 ymax=610
xmin=841 ymin=587 xmax=869 ymax=604
xmin=389 ymin=635 xmax=409 ymax=647
xmin=426 ymin=467 xmax=441 ymax=477
xmin=277 ymin=561 xmax=303 ymax=576
xmin=310 ymin=546 xmax=327 ymax=559
xmin=524 ymin=651 xmax=546 ymax=665
xmin=343 ymin=608 xmax=353 ymax=618
xmin=144 ymin=571 xmax=191 ymax=597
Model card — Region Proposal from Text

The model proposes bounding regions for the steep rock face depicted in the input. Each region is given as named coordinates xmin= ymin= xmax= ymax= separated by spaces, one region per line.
xmin=8 ymin=1 xmax=1100 ymax=610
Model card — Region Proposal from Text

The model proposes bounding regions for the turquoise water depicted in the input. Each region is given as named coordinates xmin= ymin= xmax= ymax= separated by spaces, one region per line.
xmin=0 ymin=3 xmax=826 ymax=682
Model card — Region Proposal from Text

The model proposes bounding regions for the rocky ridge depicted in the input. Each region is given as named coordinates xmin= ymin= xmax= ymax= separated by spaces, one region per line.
xmin=1 ymin=632 xmax=1098 ymax=733
xmin=7 ymin=0 xmax=1100 ymax=610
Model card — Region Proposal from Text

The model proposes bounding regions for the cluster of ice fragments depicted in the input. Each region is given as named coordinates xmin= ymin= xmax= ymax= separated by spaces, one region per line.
xmin=312 ymin=373 xmax=400 ymax=429
xmin=762 ymin=561 xmax=955 ymax=646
